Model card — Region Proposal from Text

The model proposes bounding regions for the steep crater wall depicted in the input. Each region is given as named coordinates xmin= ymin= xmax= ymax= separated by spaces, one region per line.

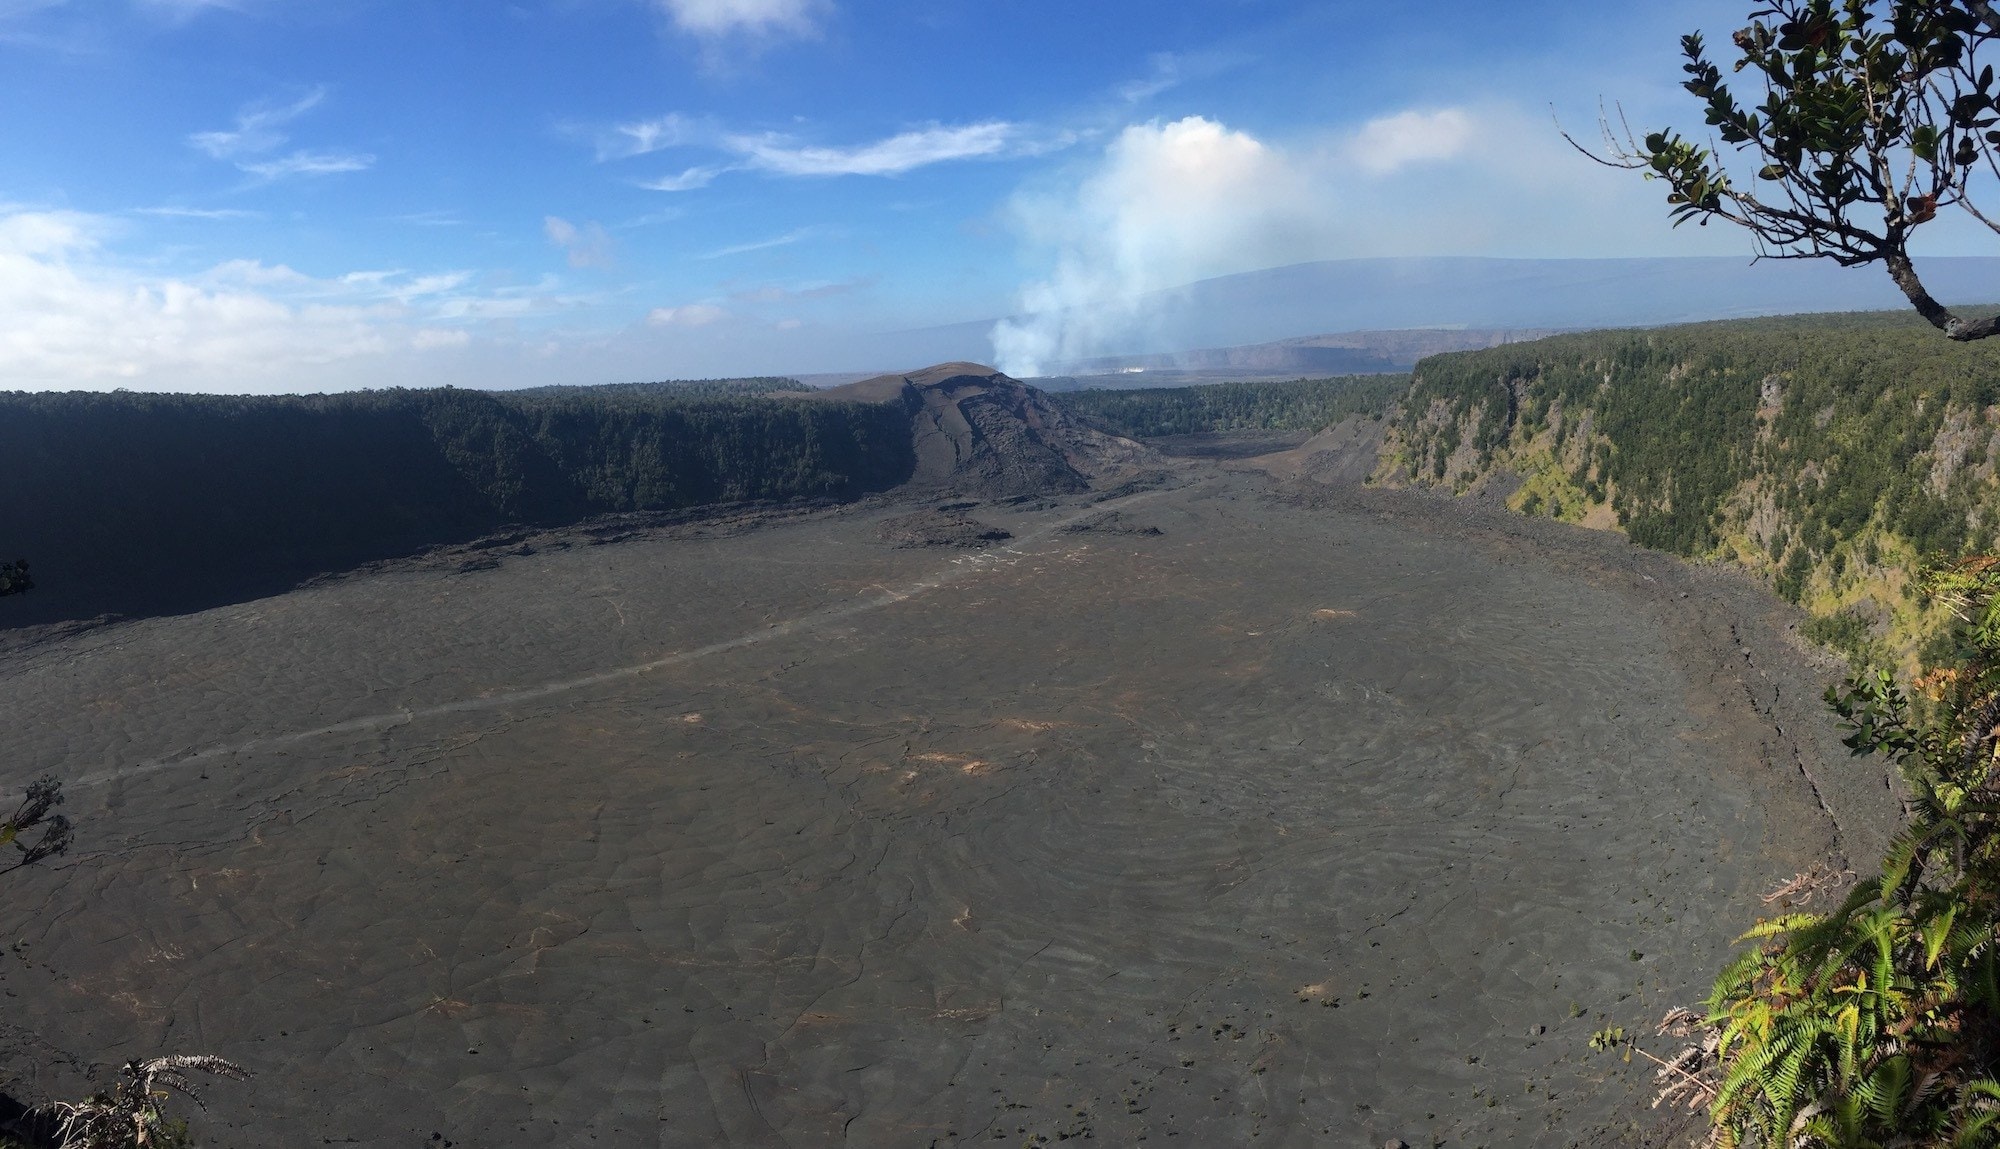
xmin=1 ymin=365 xmax=1142 ymax=626
xmin=0 ymin=386 xmax=915 ymax=624
xmin=1377 ymin=312 xmax=2000 ymax=665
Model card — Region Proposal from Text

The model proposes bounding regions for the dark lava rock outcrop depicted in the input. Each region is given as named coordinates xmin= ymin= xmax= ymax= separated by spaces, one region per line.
xmin=811 ymin=362 xmax=1150 ymax=499
xmin=1059 ymin=510 xmax=1163 ymax=537
xmin=874 ymin=509 xmax=1012 ymax=549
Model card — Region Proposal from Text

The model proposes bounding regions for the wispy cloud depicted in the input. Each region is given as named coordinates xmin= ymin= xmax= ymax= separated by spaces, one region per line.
xmin=133 ymin=205 xmax=261 ymax=220
xmin=595 ymin=113 xmax=700 ymax=161
xmin=647 ymin=301 xmax=727 ymax=327
xmin=1118 ymin=54 xmax=1184 ymax=104
xmin=1113 ymin=50 xmax=1247 ymax=107
xmin=595 ymin=114 xmax=1045 ymax=191
xmin=727 ymin=121 xmax=1014 ymax=176
xmin=700 ymin=227 xmax=812 ymax=259
xmin=239 ymin=151 xmax=375 ymax=181
xmin=0 ymin=0 xmax=246 ymax=48
xmin=1350 ymin=108 xmax=1475 ymax=175
xmin=204 ymin=261 xmax=477 ymax=305
xmin=545 ymin=216 xmax=615 ymax=268
xmin=654 ymin=0 xmax=822 ymax=39
xmin=191 ymin=88 xmax=373 ymax=182
xmin=394 ymin=210 xmax=464 ymax=227
xmin=617 ymin=207 xmax=687 ymax=229
xmin=639 ymin=164 xmax=728 ymax=192
xmin=728 ymin=278 xmax=863 ymax=303
xmin=0 ymin=0 xmax=66 ymax=21
xmin=190 ymin=88 xmax=325 ymax=159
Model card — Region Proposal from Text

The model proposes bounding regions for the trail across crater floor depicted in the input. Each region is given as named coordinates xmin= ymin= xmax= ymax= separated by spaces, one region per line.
xmin=60 ymin=491 xmax=1168 ymax=794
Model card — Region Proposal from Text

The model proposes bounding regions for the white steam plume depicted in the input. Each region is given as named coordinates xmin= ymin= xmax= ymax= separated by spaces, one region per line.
xmin=986 ymin=106 xmax=1670 ymax=378
xmin=990 ymin=116 xmax=1326 ymax=378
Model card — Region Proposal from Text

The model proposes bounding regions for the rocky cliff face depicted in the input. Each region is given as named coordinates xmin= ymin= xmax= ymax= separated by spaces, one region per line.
xmin=1372 ymin=314 xmax=2000 ymax=668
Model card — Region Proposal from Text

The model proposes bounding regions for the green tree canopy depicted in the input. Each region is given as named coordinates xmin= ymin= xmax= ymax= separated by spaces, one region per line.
xmin=1589 ymin=0 xmax=2000 ymax=340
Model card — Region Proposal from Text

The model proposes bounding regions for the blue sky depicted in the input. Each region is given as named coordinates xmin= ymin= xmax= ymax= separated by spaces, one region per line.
xmin=0 ymin=0 xmax=1803 ymax=391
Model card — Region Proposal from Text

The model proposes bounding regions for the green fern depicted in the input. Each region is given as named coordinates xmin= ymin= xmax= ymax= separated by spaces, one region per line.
xmin=1669 ymin=557 xmax=2000 ymax=1146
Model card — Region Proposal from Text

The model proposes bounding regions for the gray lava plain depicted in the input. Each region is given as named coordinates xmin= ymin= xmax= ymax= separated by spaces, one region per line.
xmin=0 ymin=456 xmax=1887 ymax=1146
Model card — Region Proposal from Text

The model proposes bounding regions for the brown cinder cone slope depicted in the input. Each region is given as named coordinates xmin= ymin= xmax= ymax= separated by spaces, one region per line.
xmin=810 ymin=362 xmax=1150 ymax=499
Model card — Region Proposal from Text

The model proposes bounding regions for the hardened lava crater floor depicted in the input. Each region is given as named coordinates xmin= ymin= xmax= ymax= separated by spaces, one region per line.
xmin=0 ymin=468 xmax=1881 ymax=1146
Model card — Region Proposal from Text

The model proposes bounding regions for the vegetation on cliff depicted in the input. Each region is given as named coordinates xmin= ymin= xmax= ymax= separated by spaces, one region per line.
xmin=1055 ymin=374 xmax=1405 ymax=439
xmin=1386 ymin=311 xmax=2000 ymax=666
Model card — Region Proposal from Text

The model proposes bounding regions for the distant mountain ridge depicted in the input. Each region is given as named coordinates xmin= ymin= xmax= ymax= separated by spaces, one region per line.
xmin=1038 ymin=328 xmax=1567 ymax=387
xmin=1064 ymin=328 xmax=1566 ymax=372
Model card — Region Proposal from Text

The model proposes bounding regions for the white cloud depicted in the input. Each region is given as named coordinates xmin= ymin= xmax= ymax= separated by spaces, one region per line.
xmin=1350 ymin=108 xmax=1475 ymax=175
xmin=0 ymin=210 xmax=640 ymax=391
xmin=0 ymin=209 xmax=98 ymax=257
xmin=655 ymin=0 xmax=820 ymax=38
xmin=991 ymin=116 xmax=1328 ymax=377
xmin=639 ymin=164 xmax=727 ymax=192
xmin=133 ymin=205 xmax=261 ymax=220
xmin=597 ymin=113 xmax=699 ymax=161
xmin=0 ymin=210 xmax=479 ymax=390
xmin=238 ymin=151 xmax=375 ymax=181
xmin=728 ymin=121 xmax=1013 ymax=176
xmin=595 ymin=116 xmax=1040 ymax=191
xmin=647 ymin=302 xmax=727 ymax=327
xmin=391 ymin=271 xmax=475 ymax=299
xmin=207 ymin=258 xmax=314 ymax=288
xmin=190 ymin=89 xmax=372 ymax=182
xmin=1118 ymin=53 xmax=1183 ymax=104
xmin=544 ymin=216 xmax=615 ymax=269
xmin=700 ymin=227 xmax=811 ymax=259
xmin=394 ymin=210 xmax=464 ymax=227
xmin=318 ymin=268 xmax=474 ymax=303
xmin=189 ymin=88 xmax=325 ymax=159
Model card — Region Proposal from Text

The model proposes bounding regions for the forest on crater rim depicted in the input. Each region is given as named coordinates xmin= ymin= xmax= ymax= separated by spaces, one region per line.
xmin=1380 ymin=310 xmax=2000 ymax=670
